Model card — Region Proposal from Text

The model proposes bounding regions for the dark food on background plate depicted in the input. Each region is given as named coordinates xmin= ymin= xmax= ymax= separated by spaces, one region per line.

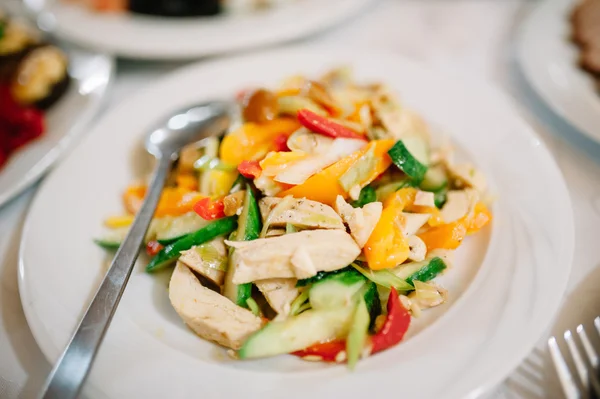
xmin=64 ymin=0 xmax=283 ymax=16
xmin=571 ymin=0 xmax=600 ymax=91
xmin=0 ymin=10 xmax=70 ymax=168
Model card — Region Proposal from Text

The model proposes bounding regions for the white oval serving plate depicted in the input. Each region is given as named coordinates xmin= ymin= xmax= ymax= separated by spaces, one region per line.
xmin=516 ymin=0 xmax=600 ymax=143
xmin=23 ymin=0 xmax=376 ymax=60
xmin=19 ymin=49 xmax=573 ymax=399
xmin=0 ymin=47 xmax=113 ymax=209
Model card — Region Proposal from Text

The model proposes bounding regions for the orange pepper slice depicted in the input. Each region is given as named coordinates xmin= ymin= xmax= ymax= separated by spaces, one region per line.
xmin=176 ymin=174 xmax=199 ymax=191
xmin=259 ymin=151 xmax=308 ymax=177
xmin=467 ymin=201 xmax=492 ymax=234
xmin=220 ymin=118 xmax=300 ymax=166
xmin=364 ymin=201 xmax=410 ymax=270
xmin=418 ymin=220 xmax=468 ymax=251
xmin=122 ymin=184 xmax=203 ymax=217
xmin=277 ymin=147 xmax=364 ymax=206
xmin=277 ymin=140 xmax=393 ymax=206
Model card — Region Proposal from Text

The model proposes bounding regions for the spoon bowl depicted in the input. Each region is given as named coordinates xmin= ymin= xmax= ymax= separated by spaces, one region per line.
xmin=145 ymin=101 xmax=232 ymax=159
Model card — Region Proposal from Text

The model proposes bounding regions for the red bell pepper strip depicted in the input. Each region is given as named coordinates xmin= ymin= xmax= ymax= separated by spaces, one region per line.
xmin=292 ymin=340 xmax=346 ymax=362
xmin=237 ymin=160 xmax=262 ymax=179
xmin=193 ymin=197 xmax=226 ymax=220
xmin=272 ymin=133 xmax=290 ymax=152
xmin=146 ymin=240 xmax=164 ymax=256
xmin=296 ymin=109 xmax=367 ymax=141
xmin=291 ymin=288 xmax=411 ymax=362
xmin=370 ymin=287 xmax=411 ymax=353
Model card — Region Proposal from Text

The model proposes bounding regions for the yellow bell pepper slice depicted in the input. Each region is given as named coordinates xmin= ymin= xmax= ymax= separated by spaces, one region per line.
xmin=104 ymin=215 xmax=134 ymax=229
xmin=220 ymin=118 xmax=300 ymax=165
xmin=364 ymin=201 xmax=410 ymax=270
xmin=202 ymin=170 xmax=238 ymax=198
xmin=259 ymin=151 xmax=308 ymax=177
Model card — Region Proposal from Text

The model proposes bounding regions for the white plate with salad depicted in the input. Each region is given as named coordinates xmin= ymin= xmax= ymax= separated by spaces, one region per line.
xmin=23 ymin=0 xmax=375 ymax=60
xmin=19 ymin=49 xmax=573 ymax=399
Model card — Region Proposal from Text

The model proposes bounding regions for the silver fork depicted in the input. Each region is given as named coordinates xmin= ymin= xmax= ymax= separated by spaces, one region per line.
xmin=549 ymin=317 xmax=600 ymax=399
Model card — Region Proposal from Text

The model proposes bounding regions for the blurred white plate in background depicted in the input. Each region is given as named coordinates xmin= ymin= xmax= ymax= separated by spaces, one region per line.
xmin=0 ymin=48 xmax=113 ymax=208
xmin=516 ymin=0 xmax=600 ymax=143
xmin=18 ymin=49 xmax=573 ymax=399
xmin=23 ymin=0 xmax=376 ymax=60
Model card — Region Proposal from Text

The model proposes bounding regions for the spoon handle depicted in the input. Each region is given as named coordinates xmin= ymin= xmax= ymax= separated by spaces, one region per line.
xmin=38 ymin=157 xmax=173 ymax=399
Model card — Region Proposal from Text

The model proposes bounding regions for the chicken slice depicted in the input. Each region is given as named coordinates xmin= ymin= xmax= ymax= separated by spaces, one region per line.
xmin=178 ymin=237 xmax=227 ymax=287
xmin=401 ymin=212 xmax=431 ymax=237
xmin=259 ymin=197 xmax=344 ymax=230
xmin=333 ymin=195 xmax=382 ymax=248
xmin=169 ymin=262 xmax=263 ymax=350
xmin=413 ymin=191 xmax=435 ymax=207
xmin=440 ymin=189 xmax=479 ymax=223
xmin=255 ymin=278 xmax=299 ymax=316
xmin=448 ymin=163 xmax=487 ymax=193
xmin=226 ymin=230 xmax=360 ymax=284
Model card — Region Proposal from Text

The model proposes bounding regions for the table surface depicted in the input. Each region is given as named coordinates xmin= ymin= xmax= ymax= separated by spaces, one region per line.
xmin=2 ymin=1 xmax=599 ymax=398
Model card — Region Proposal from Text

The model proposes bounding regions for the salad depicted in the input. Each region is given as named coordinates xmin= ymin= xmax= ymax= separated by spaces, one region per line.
xmin=96 ymin=68 xmax=492 ymax=369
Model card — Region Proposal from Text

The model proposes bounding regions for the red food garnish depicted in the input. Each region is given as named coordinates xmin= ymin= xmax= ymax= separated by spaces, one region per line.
xmin=193 ymin=197 xmax=226 ymax=220
xmin=273 ymin=133 xmax=290 ymax=152
xmin=0 ymin=85 xmax=46 ymax=168
xmin=237 ymin=160 xmax=262 ymax=179
xmin=146 ymin=241 xmax=164 ymax=256
xmin=296 ymin=109 xmax=367 ymax=141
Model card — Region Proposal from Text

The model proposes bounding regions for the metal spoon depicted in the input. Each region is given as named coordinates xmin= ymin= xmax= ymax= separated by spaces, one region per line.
xmin=38 ymin=101 xmax=232 ymax=399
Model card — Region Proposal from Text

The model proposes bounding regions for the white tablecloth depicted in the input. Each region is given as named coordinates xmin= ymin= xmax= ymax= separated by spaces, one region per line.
xmin=1 ymin=1 xmax=599 ymax=398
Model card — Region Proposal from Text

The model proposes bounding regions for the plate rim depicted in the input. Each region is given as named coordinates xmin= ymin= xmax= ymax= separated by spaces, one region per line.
xmin=0 ymin=48 xmax=115 ymax=209
xmin=24 ymin=0 xmax=378 ymax=60
xmin=515 ymin=0 xmax=600 ymax=143
xmin=18 ymin=48 xmax=575 ymax=399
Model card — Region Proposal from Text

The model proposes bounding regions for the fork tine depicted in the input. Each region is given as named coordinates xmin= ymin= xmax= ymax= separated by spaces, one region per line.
xmin=595 ymin=317 xmax=600 ymax=337
xmin=565 ymin=330 xmax=592 ymax=393
xmin=577 ymin=325 xmax=598 ymax=370
xmin=549 ymin=336 xmax=581 ymax=399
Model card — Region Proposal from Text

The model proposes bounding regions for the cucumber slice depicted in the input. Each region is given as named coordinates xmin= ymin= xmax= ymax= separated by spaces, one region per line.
xmin=363 ymin=282 xmax=381 ymax=331
xmin=391 ymin=256 xmax=447 ymax=284
xmin=296 ymin=266 xmax=354 ymax=287
xmin=94 ymin=226 xmax=129 ymax=250
xmin=346 ymin=298 xmax=370 ymax=370
xmin=433 ymin=189 xmax=447 ymax=209
xmin=238 ymin=306 xmax=354 ymax=359
xmin=388 ymin=140 xmax=428 ymax=183
xmin=352 ymin=186 xmax=377 ymax=208
xmin=223 ymin=186 xmax=262 ymax=307
xmin=420 ymin=165 xmax=448 ymax=192
xmin=402 ymin=136 xmax=430 ymax=166
xmin=155 ymin=212 xmax=209 ymax=245
xmin=351 ymin=263 xmax=414 ymax=292
xmin=146 ymin=217 xmax=237 ymax=272
xmin=309 ymin=269 xmax=366 ymax=309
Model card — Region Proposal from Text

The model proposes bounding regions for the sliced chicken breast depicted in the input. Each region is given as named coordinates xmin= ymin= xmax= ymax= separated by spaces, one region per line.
xmin=169 ymin=262 xmax=262 ymax=350
xmin=178 ymin=237 xmax=227 ymax=286
xmin=255 ymin=278 xmax=299 ymax=316
xmin=259 ymin=197 xmax=344 ymax=230
xmin=333 ymin=195 xmax=382 ymax=248
xmin=227 ymin=230 xmax=360 ymax=284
